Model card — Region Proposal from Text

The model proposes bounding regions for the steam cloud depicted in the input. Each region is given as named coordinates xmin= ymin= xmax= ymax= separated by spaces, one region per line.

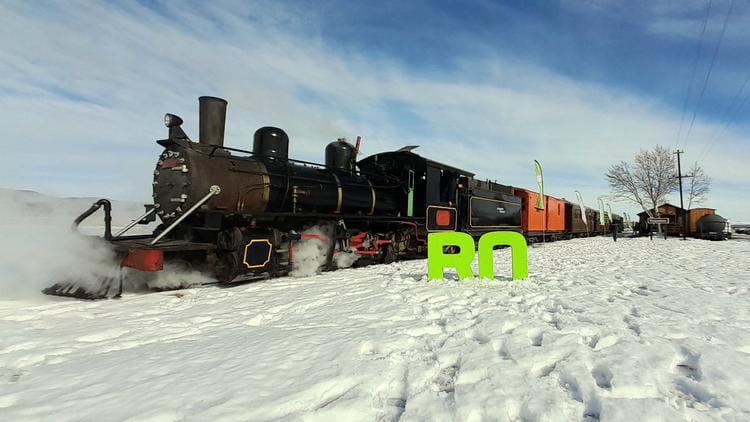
xmin=288 ymin=225 xmax=333 ymax=278
xmin=288 ymin=224 xmax=360 ymax=277
xmin=0 ymin=189 xmax=208 ymax=299
xmin=0 ymin=190 xmax=371 ymax=300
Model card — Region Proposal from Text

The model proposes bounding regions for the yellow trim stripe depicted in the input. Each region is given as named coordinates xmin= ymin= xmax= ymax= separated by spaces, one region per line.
xmin=243 ymin=239 xmax=273 ymax=269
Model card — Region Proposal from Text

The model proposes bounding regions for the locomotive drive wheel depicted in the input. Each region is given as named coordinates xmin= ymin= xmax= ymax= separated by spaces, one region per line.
xmin=214 ymin=252 xmax=241 ymax=283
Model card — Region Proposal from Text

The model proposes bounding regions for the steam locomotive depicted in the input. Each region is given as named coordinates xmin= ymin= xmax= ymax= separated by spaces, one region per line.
xmin=47 ymin=96 xmax=616 ymax=299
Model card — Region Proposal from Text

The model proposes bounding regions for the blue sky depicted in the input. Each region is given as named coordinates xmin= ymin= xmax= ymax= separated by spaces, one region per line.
xmin=1 ymin=0 xmax=749 ymax=221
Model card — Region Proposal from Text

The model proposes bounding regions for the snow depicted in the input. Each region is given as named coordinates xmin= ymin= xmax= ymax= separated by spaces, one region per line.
xmin=1 ymin=191 xmax=750 ymax=420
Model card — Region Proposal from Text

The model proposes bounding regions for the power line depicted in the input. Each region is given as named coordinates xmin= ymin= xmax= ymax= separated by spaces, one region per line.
xmin=697 ymin=72 xmax=749 ymax=157
xmin=682 ymin=0 xmax=736 ymax=149
xmin=698 ymin=87 xmax=750 ymax=161
xmin=675 ymin=0 xmax=713 ymax=148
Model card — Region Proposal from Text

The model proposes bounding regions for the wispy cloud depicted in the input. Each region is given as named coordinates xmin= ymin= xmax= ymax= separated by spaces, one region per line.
xmin=0 ymin=1 xmax=748 ymax=220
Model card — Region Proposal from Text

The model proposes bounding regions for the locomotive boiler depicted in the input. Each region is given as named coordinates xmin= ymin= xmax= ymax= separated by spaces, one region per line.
xmin=155 ymin=97 xmax=401 ymax=225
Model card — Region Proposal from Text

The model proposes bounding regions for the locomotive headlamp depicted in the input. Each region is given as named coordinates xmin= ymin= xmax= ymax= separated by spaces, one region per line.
xmin=164 ymin=113 xmax=183 ymax=128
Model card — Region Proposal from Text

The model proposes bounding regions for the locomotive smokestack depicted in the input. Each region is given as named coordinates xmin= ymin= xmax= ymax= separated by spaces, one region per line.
xmin=198 ymin=96 xmax=228 ymax=146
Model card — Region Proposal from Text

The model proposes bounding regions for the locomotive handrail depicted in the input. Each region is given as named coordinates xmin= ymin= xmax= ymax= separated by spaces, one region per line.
xmin=207 ymin=144 xmax=327 ymax=169
xmin=150 ymin=185 xmax=221 ymax=245
xmin=113 ymin=207 xmax=156 ymax=238
xmin=72 ymin=199 xmax=113 ymax=240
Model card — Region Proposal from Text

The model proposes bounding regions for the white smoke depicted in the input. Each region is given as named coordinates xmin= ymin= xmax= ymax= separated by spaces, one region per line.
xmin=0 ymin=189 xmax=209 ymax=299
xmin=0 ymin=189 xmax=128 ymax=298
xmin=289 ymin=225 xmax=333 ymax=278
xmin=287 ymin=224 xmax=363 ymax=277
xmin=127 ymin=262 xmax=215 ymax=291
xmin=333 ymin=251 xmax=360 ymax=269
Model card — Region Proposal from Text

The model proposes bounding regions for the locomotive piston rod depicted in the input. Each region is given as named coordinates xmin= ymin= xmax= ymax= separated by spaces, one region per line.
xmin=150 ymin=185 xmax=221 ymax=245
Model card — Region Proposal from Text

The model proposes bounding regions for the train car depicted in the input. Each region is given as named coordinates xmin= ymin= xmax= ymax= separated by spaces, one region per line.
xmin=588 ymin=208 xmax=602 ymax=234
xmin=460 ymin=180 xmax=523 ymax=237
xmin=545 ymin=195 xmax=566 ymax=239
xmin=513 ymin=188 xmax=545 ymax=238
xmin=688 ymin=208 xmax=729 ymax=240
xmin=688 ymin=208 xmax=715 ymax=233
xmin=512 ymin=188 xmax=567 ymax=241
xmin=513 ymin=188 xmax=542 ymax=235
xmin=564 ymin=202 xmax=589 ymax=237
xmin=356 ymin=152 xmax=523 ymax=239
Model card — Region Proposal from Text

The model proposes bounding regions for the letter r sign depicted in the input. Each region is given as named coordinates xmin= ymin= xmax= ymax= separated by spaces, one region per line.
xmin=427 ymin=231 xmax=528 ymax=281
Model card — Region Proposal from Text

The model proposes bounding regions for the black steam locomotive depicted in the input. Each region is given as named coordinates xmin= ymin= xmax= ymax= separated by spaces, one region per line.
xmin=49 ymin=96 xmax=521 ymax=298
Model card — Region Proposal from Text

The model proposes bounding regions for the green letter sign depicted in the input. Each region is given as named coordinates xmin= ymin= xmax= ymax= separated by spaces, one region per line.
xmin=427 ymin=231 xmax=475 ymax=280
xmin=427 ymin=231 xmax=528 ymax=281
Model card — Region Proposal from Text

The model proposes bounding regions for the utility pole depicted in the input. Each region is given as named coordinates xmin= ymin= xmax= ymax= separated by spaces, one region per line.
xmin=674 ymin=150 xmax=692 ymax=239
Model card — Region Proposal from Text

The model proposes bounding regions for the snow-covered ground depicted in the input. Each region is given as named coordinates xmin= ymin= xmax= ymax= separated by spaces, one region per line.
xmin=0 ymin=238 xmax=749 ymax=421
xmin=1 ymin=190 xmax=750 ymax=421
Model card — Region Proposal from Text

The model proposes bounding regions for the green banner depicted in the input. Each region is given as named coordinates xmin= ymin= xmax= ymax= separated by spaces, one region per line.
xmin=534 ymin=160 xmax=544 ymax=210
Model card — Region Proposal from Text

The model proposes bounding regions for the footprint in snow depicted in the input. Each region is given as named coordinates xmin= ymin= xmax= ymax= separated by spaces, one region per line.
xmin=672 ymin=346 xmax=702 ymax=381
xmin=591 ymin=364 xmax=613 ymax=389
xmin=432 ymin=364 xmax=459 ymax=394
xmin=579 ymin=333 xmax=600 ymax=349
xmin=583 ymin=394 xmax=602 ymax=421
xmin=530 ymin=356 xmax=559 ymax=378
xmin=372 ymin=364 xmax=408 ymax=421
xmin=528 ymin=328 xmax=544 ymax=347
xmin=0 ymin=368 xmax=26 ymax=384
xmin=672 ymin=377 xmax=722 ymax=407
xmin=623 ymin=316 xmax=641 ymax=336
xmin=632 ymin=286 xmax=650 ymax=296
xmin=490 ymin=339 xmax=513 ymax=361
xmin=431 ymin=354 xmax=461 ymax=394
xmin=557 ymin=370 xmax=583 ymax=402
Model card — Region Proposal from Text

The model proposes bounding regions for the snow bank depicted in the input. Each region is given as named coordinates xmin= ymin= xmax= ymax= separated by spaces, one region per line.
xmin=1 ymin=235 xmax=749 ymax=420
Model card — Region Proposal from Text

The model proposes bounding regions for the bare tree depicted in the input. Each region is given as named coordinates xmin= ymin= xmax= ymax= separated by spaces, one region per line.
xmin=686 ymin=161 xmax=711 ymax=209
xmin=606 ymin=145 xmax=678 ymax=216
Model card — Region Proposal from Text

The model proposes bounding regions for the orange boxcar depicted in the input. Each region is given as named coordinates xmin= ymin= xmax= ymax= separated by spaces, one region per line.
xmin=545 ymin=196 xmax=566 ymax=232
xmin=514 ymin=188 xmax=545 ymax=233
xmin=514 ymin=188 xmax=567 ymax=235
